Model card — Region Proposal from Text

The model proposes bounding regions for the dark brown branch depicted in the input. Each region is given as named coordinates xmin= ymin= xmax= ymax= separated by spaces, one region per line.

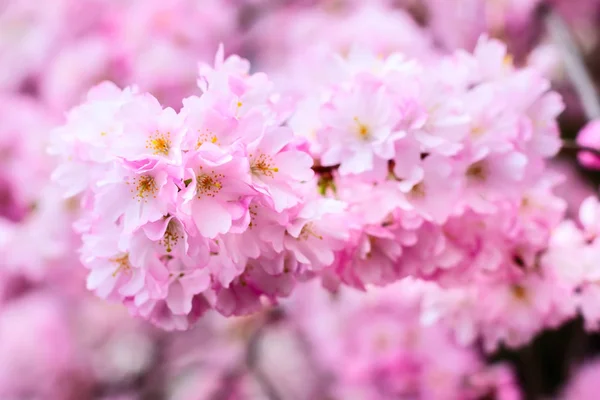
xmin=541 ymin=4 xmax=600 ymax=120
xmin=312 ymin=164 xmax=340 ymax=174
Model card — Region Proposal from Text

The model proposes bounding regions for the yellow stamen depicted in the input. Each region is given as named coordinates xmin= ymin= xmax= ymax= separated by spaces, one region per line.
xmin=161 ymin=219 xmax=181 ymax=253
xmin=298 ymin=222 xmax=323 ymax=241
xmin=126 ymin=175 xmax=158 ymax=201
xmin=196 ymin=129 xmax=219 ymax=149
xmin=196 ymin=171 xmax=224 ymax=198
xmin=251 ymin=154 xmax=279 ymax=178
xmin=146 ymin=130 xmax=171 ymax=156
xmin=353 ymin=116 xmax=370 ymax=139
xmin=111 ymin=254 xmax=131 ymax=277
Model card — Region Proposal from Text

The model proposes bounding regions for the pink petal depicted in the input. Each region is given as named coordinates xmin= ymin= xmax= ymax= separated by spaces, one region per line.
xmin=192 ymin=199 xmax=232 ymax=238
xmin=274 ymin=151 xmax=314 ymax=181
xmin=166 ymin=282 xmax=190 ymax=315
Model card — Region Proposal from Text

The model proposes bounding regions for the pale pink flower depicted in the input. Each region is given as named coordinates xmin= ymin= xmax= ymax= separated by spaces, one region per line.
xmin=284 ymin=198 xmax=349 ymax=270
xmin=113 ymin=94 xmax=186 ymax=163
xmin=334 ymin=224 xmax=404 ymax=289
xmin=401 ymin=155 xmax=460 ymax=223
xmin=180 ymin=149 xmax=255 ymax=238
xmin=93 ymin=159 xmax=179 ymax=233
xmin=50 ymin=82 xmax=140 ymax=198
xmin=162 ymin=258 xmax=212 ymax=316
xmin=82 ymin=221 xmax=168 ymax=301
xmin=319 ymin=78 xmax=401 ymax=175
xmin=247 ymin=126 xmax=314 ymax=211
xmin=458 ymin=148 xmax=528 ymax=213
xmin=561 ymin=358 xmax=600 ymax=400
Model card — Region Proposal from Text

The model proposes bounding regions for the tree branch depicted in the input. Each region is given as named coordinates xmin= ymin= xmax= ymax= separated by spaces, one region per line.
xmin=245 ymin=309 xmax=284 ymax=400
xmin=210 ymin=309 xmax=284 ymax=400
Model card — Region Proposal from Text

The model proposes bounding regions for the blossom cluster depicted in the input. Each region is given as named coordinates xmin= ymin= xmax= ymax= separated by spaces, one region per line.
xmin=51 ymin=48 xmax=352 ymax=330
xmin=48 ymin=34 xmax=577 ymax=343
xmin=306 ymin=39 xmax=563 ymax=284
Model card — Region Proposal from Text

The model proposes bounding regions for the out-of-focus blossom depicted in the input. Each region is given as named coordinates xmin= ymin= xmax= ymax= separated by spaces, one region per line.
xmin=577 ymin=120 xmax=600 ymax=170
xmin=561 ymin=357 xmax=600 ymax=400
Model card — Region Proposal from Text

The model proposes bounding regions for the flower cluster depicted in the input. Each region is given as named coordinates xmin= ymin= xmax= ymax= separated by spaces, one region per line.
xmin=50 ymin=35 xmax=575 ymax=341
xmin=542 ymin=195 xmax=600 ymax=331
xmin=297 ymin=38 xmax=564 ymax=294
xmin=51 ymin=48 xmax=349 ymax=330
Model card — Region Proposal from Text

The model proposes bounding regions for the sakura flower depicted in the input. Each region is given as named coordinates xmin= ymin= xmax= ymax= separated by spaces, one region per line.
xmin=463 ymin=83 xmax=519 ymax=152
xmin=113 ymin=94 xmax=186 ymax=163
xmin=180 ymin=149 xmax=256 ymax=238
xmin=180 ymin=94 xmax=244 ymax=151
xmin=247 ymin=126 xmax=314 ymax=211
xmin=81 ymin=221 xmax=168 ymax=301
xmin=93 ymin=159 xmax=179 ymax=233
xmin=284 ymin=198 xmax=349 ymax=270
xmin=130 ymin=294 xmax=211 ymax=331
xmin=162 ymin=257 xmax=212 ymax=316
xmin=319 ymin=78 xmax=401 ymax=175
xmin=458 ymin=149 xmax=528 ymax=213
xmin=401 ymin=155 xmax=460 ymax=224
xmin=49 ymin=82 xmax=140 ymax=198
xmin=198 ymin=45 xmax=281 ymax=121
xmin=214 ymin=260 xmax=295 ymax=317
xmin=334 ymin=224 xmax=404 ymax=290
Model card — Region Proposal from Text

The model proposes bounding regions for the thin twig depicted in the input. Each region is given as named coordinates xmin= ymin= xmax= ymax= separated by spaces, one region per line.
xmin=541 ymin=4 xmax=600 ymax=120
xmin=210 ymin=309 xmax=284 ymax=400
xmin=292 ymin=325 xmax=334 ymax=399
xmin=245 ymin=310 xmax=284 ymax=400
xmin=561 ymin=139 xmax=600 ymax=158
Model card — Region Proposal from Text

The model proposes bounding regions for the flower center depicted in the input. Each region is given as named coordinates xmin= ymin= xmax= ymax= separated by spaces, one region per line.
xmin=470 ymin=125 xmax=484 ymax=138
xmin=146 ymin=130 xmax=171 ymax=156
xmin=466 ymin=162 xmax=487 ymax=182
xmin=161 ymin=219 xmax=181 ymax=253
xmin=251 ymin=154 xmax=279 ymax=177
xmin=511 ymin=285 xmax=527 ymax=301
xmin=298 ymin=222 xmax=323 ymax=241
xmin=111 ymin=254 xmax=132 ymax=277
xmin=196 ymin=171 xmax=223 ymax=198
xmin=353 ymin=117 xmax=370 ymax=140
xmin=196 ymin=129 xmax=218 ymax=149
xmin=127 ymin=175 xmax=158 ymax=201
xmin=410 ymin=182 xmax=426 ymax=198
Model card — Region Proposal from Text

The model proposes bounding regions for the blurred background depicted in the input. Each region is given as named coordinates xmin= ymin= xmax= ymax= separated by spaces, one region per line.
xmin=2 ymin=0 xmax=600 ymax=399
